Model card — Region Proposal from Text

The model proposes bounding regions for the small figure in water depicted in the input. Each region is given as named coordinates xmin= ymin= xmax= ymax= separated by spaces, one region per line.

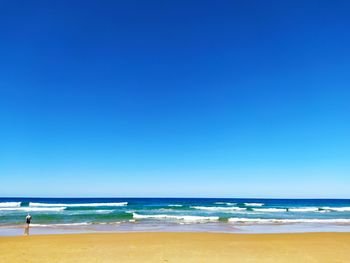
xmin=24 ymin=214 xmax=32 ymax=236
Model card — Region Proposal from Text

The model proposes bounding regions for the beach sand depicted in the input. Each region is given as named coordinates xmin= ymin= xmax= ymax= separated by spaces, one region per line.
xmin=0 ymin=232 xmax=349 ymax=262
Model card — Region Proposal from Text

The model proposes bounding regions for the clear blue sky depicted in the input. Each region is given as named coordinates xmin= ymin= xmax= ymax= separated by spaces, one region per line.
xmin=0 ymin=1 xmax=349 ymax=198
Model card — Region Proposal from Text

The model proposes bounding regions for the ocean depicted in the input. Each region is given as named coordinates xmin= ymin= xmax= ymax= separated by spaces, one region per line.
xmin=1 ymin=198 xmax=350 ymax=235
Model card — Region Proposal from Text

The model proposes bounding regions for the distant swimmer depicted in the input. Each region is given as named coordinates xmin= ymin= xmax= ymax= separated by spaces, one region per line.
xmin=26 ymin=214 xmax=32 ymax=225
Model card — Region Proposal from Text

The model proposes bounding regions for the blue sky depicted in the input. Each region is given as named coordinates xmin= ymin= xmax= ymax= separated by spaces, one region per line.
xmin=0 ymin=1 xmax=349 ymax=198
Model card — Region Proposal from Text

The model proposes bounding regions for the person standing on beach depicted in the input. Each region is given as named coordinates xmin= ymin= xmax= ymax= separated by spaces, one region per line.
xmin=24 ymin=214 xmax=32 ymax=236
xmin=26 ymin=214 xmax=32 ymax=226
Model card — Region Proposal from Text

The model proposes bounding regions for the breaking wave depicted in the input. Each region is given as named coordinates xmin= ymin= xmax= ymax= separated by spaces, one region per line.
xmin=191 ymin=206 xmax=246 ymax=211
xmin=0 ymin=207 xmax=66 ymax=212
xmin=0 ymin=202 xmax=22 ymax=207
xmin=252 ymin=208 xmax=286 ymax=212
xmin=29 ymin=202 xmax=128 ymax=207
xmin=132 ymin=213 xmax=219 ymax=222
xmin=243 ymin=203 xmax=264 ymax=207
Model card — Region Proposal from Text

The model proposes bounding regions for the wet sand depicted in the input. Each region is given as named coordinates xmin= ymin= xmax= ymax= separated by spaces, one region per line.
xmin=0 ymin=232 xmax=349 ymax=262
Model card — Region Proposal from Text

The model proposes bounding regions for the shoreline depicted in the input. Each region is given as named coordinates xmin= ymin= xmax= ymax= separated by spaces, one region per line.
xmin=2 ymin=221 xmax=350 ymax=236
xmin=1 ymin=232 xmax=350 ymax=262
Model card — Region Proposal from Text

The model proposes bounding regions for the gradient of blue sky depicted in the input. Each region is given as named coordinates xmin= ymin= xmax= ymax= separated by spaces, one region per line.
xmin=0 ymin=0 xmax=349 ymax=197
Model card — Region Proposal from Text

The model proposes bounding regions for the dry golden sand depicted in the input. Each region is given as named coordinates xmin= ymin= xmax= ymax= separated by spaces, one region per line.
xmin=1 ymin=232 xmax=350 ymax=263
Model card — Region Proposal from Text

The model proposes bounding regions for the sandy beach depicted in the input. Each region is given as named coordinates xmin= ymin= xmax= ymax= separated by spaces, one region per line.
xmin=0 ymin=232 xmax=349 ymax=263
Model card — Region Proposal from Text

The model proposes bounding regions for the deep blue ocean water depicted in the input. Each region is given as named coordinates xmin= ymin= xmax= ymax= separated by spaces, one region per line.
xmin=1 ymin=198 xmax=350 ymax=235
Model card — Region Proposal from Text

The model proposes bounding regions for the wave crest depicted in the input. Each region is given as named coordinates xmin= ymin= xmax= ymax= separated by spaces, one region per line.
xmin=29 ymin=202 xmax=128 ymax=207
xmin=243 ymin=203 xmax=264 ymax=207
xmin=0 ymin=207 xmax=66 ymax=212
xmin=252 ymin=208 xmax=286 ymax=212
xmin=321 ymin=207 xmax=350 ymax=212
xmin=132 ymin=213 xmax=219 ymax=222
xmin=191 ymin=206 xmax=246 ymax=211
xmin=0 ymin=202 xmax=21 ymax=207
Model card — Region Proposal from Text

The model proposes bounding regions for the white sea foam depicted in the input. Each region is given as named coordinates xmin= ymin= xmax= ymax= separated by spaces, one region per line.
xmin=133 ymin=213 xmax=219 ymax=222
xmin=288 ymin=207 xmax=320 ymax=212
xmin=95 ymin=210 xmax=114 ymax=214
xmin=244 ymin=203 xmax=264 ymax=207
xmin=252 ymin=208 xmax=286 ymax=212
xmin=321 ymin=207 xmax=350 ymax=212
xmin=168 ymin=204 xmax=183 ymax=207
xmin=191 ymin=206 xmax=246 ymax=211
xmin=0 ymin=207 xmax=66 ymax=212
xmin=228 ymin=218 xmax=350 ymax=224
xmin=29 ymin=202 xmax=128 ymax=207
xmin=0 ymin=202 xmax=22 ymax=207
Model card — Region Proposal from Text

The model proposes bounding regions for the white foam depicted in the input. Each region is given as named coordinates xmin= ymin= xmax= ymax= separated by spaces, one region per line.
xmin=244 ymin=203 xmax=264 ymax=207
xmin=133 ymin=213 xmax=219 ymax=222
xmin=321 ymin=207 xmax=350 ymax=212
xmin=228 ymin=218 xmax=350 ymax=224
xmin=191 ymin=206 xmax=246 ymax=211
xmin=0 ymin=202 xmax=21 ymax=207
xmin=253 ymin=208 xmax=286 ymax=212
xmin=288 ymin=207 xmax=320 ymax=212
xmin=95 ymin=210 xmax=114 ymax=214
xmin=0 ymin=207 xmax=66 ymax=212
xmin=29 ymin=202 xmax=128 ymax=207
xmin=168 ymin=204 xmax=183 ymax=207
